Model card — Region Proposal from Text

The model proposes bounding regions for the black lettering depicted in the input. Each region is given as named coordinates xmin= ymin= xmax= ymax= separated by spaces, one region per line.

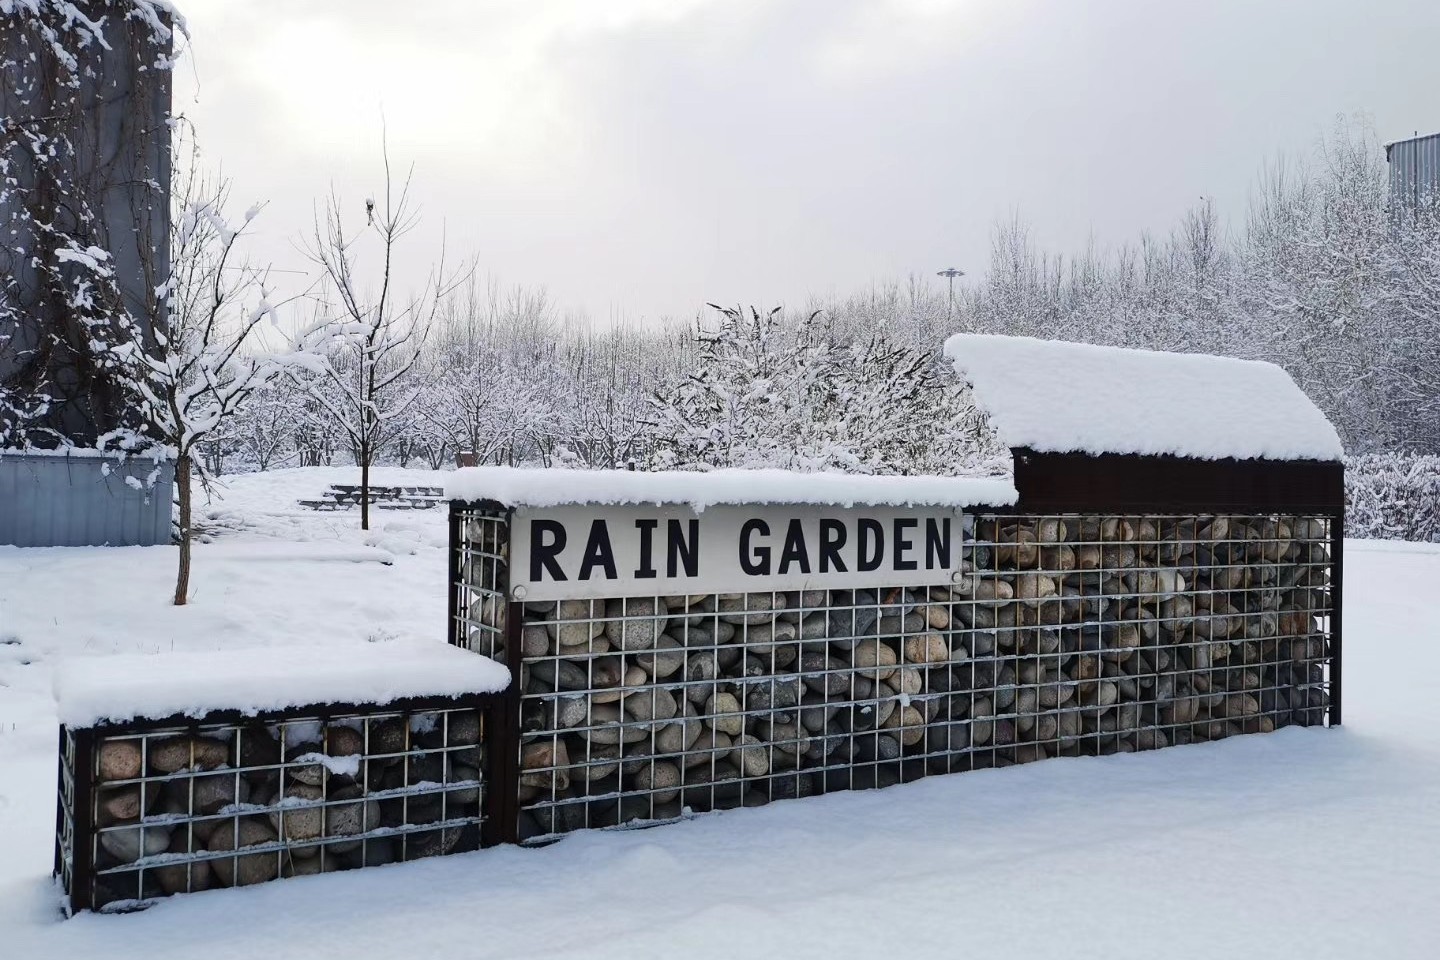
xmin=819 ymin=518 xmax=848 ymax=573
xmin=578 ymin=519 xmax=618 ymax=580
xmin=778 ymin=518 xmax=811 ymax=575
xmin=925 ymin=517 xmax=953 ymax=570
xmin=894 ymin=518 xmax=918 ymax=571
xmin=857 ymin=518 xmax=884 ymax=572
xmin=668 ymin=518 xmax=700 ymax=577
xmin=634 ymin=518 xmax=659 ymax=579
xmin=739 ymin=518 xmax=771 ymax=575
xmin=530 ymin=519 xmax=567 ymax=582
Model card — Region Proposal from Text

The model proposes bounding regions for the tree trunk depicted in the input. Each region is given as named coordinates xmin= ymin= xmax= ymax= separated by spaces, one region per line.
xmin=360 ymin=444 xmax=371 ymax=531
xmin=174 ymin=454 xmax=192 ymax=606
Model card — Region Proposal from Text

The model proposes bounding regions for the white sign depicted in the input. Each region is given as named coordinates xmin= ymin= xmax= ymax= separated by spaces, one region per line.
xmin=508 ymin=504 xmax=967 ymax=601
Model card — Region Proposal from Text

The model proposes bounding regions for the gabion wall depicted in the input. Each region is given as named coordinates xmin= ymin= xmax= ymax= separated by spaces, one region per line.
xmin=453 ymin=509 xmax=1334 ymax=843
xmin=57 ymin=700 xmax=489 ymax=912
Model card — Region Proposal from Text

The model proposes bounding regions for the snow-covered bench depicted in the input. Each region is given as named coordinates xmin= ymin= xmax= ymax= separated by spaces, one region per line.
xmin=53 ymin=644 xmax=509 ymax=914
xmin=298 ymin=485 xmax=447 ymax=512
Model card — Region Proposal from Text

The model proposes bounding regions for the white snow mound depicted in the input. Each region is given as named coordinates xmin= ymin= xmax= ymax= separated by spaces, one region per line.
xmin=945 ymin=334 xmax=1344 ymax=461
xmin=446 ymin=467 xmax=1017 ymax=511
xmin=54 ymin=642 xmax=510 ymax=727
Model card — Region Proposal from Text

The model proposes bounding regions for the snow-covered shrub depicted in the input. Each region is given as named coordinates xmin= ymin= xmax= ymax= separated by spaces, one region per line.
xmin=1345 ymin=454 xmax=1440 ymax=543
xmin=648 ymin=305 xmax=1007 ymax=476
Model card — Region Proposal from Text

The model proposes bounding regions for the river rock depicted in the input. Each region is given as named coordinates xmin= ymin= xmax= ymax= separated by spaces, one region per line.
xmin=98 ymin=740 xmax=143 ymax=782
xmin=880 ymin=705 xmax=926 ymax=746
xmin=632 ymin=760 xmax=682 ymax=803
xmin=208 ymin=819 xmax=279 ymax=887
xmin=684 ymin=730 xmax=732 ymax=768
xmin=635 ymin=635 xmax=686 ymax=678
xmin=623 ymin=685 xmax=678 ymax=723
xmin=554 ymin=599 xmax=606 ymax=647
xmin=718 ymin=593 xmax=780 ymax=625
xmin=521 ymin=740 xmax=571 ymax=791
xmin=580 ymin=703 xmax=650 ymax=744
xmin=99 ymin=822 xmax=171 ymax=863
xmin=522 ymin=624 xmax=551 ymax=658
xmin=604 ymin=597 xmax=667 ymax=650
xmin=655 ymin=701 xmax=704 ymax=753
xmin=528 ymin=658 xmax=591 ymax=692
xmin=570 ymin=742 xmax=621 ymax=782
xmin=730 ymin=734 xmax=770 ymax=777
xmin=149 ymin=736 xmax=230 ymax=774
xmin=850 ymin=639 xmax=898 ymax=681
xmin=96 ymin=784 xmax=150 ymax=825
xmin=270 ymin=782 xmax=326 ymax=841
xmin=704 ymin=692 xmax=744 ymax=736
xmin=154 ymin=831 xmax=213 ymax=894
xmin=903 ymin=632 xmax=953 ymax=664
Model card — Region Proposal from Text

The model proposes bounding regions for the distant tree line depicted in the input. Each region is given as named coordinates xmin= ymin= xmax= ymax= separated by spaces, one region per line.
xmin=190 ymin=121 xmax=1440 ymax=477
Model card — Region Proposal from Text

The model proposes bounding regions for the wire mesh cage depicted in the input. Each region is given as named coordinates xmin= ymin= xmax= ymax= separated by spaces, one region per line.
xmin=453 ymin=509 xmax=1335 ymax=844
xmin=56 ymin=698 xmax=491 ymax=914
xmin=453 ymin=506 xmax=511 ymax=664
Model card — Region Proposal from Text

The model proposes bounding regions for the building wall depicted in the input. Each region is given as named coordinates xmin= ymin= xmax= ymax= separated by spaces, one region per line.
xmin=1386 ymin=132 xmax=1440 ymax=218
xmin=0 ymin=454 xmax=173 ymax=548
xmin=0 ymin=5 xmax=172 ymax=444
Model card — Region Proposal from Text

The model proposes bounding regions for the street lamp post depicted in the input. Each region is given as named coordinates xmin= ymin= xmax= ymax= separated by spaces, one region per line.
xmin=936 ymin=267 xmax=965 ymax=319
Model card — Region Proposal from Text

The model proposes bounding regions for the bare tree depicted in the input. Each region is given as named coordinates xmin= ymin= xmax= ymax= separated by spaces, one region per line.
xmin=98 ymin=138 xmax=309 ymax=604
xmin=296 ymin=144 xmax=471 ymax=529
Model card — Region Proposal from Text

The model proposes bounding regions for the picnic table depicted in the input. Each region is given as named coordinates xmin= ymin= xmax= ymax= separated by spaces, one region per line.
xmin=298 ymin=484 xmax=446 ymax=511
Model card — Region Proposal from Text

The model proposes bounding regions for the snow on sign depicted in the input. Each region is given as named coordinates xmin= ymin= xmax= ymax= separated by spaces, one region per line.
xmin=508 ymin=504 xmax=967 ymax=601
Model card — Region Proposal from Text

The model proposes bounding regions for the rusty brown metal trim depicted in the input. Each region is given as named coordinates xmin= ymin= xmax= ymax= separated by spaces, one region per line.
xmin=1010 ymin=448 xmax=1345 ymax=514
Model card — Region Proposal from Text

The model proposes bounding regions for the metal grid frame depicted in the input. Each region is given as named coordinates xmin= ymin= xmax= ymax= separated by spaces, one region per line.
xmin=56 ymin=695 xmax=494 ymax=914
xmin=452 ymin=503 xmax=511 ymax=665
xmin=452 ymin=508 xmax=1336 ymax=844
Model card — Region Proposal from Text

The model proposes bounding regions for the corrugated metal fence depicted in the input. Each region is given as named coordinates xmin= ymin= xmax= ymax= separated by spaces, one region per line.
xmin=0 ymin=453 xmax=174 ymax=547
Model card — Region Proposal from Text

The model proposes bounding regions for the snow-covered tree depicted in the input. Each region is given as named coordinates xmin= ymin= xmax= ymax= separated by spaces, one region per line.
xmin=649 ymin=305 xmax=1005 ymax=475
xmin=97 ymin=151 xmax=310 ymax=604
xmin=295 ymin=148 xmax=470 ymax=529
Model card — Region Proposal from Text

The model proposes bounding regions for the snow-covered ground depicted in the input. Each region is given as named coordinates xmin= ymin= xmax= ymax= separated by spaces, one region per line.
xmin=1 ymin=467 xmax=1437 ymax=958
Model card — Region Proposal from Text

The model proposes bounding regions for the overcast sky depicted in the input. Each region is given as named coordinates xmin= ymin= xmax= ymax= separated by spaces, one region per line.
xmin=174 ymin=0 xmax=1440 ymax=326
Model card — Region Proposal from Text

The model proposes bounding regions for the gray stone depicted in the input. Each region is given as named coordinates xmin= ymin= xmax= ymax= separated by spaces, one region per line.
xmin=208 ymin=819 xmax=280 ymax=887
xmin=704 ymin=692 xmax=744 ymax=736
xmin=730 ymin=734 xmax=770 ymax=777
xmin=580 ymin=704 xmax=650 ymax=744
xmin=684 ymin=730 xmax=732 ymax=768
xmin=636 ymin=635 xmax=686 ymax=678
xmin=623 ymin=685 xmax=678 ymax=723
xmin=99 ymin=822 xmax=171 ymax=863
xmin=632 ymin=760 xmax=682 ymax=803
xmin=269 ymin=782 xmax=326 ymax=841
xmin=718 ymin=593 xmax=780 ymax=625
xmin=554 ymin=598 xmax=606 ymax=647
xmin=801 ymin=652 xmax=849 ymax=695
xmin=604 ymin=597 xmax=668 ymax=650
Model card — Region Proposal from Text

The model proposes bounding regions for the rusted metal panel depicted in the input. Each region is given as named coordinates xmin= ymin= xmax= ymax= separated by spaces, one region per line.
xmin=1010 ymin=448 xmax=1344 ymax=515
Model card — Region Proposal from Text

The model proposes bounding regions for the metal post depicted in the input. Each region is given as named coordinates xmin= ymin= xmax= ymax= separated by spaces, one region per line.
xmin=1329 ymin=510 xmax=1344 ymax=727
xmin=936 ymin=267 xmax=964 ymax=319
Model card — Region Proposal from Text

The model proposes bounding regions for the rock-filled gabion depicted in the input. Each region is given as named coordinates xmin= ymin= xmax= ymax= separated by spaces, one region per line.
xmin=61 ymin=705 xmax=486 ymax=911
xmin=487 ymin=514 xmax=1334 ymax=842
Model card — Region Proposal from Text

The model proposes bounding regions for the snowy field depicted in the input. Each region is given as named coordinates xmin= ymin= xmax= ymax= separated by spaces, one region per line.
xmin=1 ymin=467 xmax=1437 ymax=958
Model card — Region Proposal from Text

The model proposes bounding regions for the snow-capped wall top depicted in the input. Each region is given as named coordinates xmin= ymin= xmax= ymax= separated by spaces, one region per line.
xmin=445 ymin=467 xmax=1018 ymax=511
xmin=944 ymin=335 xmax=1344 ymax=462
xmin=54 ymin=643 xmax=510 ymax=728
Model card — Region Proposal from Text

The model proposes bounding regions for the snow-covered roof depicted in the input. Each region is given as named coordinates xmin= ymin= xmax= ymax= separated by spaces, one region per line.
xmin=445 ymin=467 xmax=1018 ymax=511
xmin=945 ymin=335 xmax=1344 ymax=462
xmin=54 ymin=643 xmax=510 ymax=728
